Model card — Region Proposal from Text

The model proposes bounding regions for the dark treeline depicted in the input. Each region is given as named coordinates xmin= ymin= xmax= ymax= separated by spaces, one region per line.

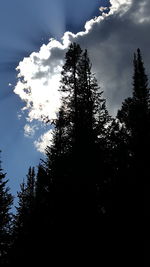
xmin=0 ymin=43 xmax=149 ymax=264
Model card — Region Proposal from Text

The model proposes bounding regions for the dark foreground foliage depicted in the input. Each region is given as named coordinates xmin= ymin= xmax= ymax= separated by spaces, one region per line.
xmin=0 ymin=44 xmax=149 ymax=264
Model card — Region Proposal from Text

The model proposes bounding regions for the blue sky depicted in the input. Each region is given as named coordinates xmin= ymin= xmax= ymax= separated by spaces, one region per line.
xmin=0 ymin=0 xmax=108 ymax=201
xmin=0 ymin=0 xmax=150 ymax=207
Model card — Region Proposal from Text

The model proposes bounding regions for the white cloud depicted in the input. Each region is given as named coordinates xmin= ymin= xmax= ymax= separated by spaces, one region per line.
xmin=14 ymin=0 xmax=150 ymax=153
xmin=109 ymin=0 xmax=132 ymax=15
xmin=99 ymin=7 xmax=108 ymax=13
xmin=34 ymin=129 xmax=53 ymax=153
xmin=14 ymin=40 xmax=66 ymax=122
xmin=24 ymin=124 xmax=37 ymax=137
xmin=14 ymin=0 xmax=132 ymax=122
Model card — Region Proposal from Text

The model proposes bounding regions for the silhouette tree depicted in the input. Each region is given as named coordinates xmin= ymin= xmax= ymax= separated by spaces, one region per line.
xmin=35 ymin=163 xmax=55 ymax=228
xmin=13 ymin=180 xmax=27 ymax=236
xmin=11 ymin=167 xmax=36 ymax=264
xmin=117 ymin=49 xmax=150 ymax=216
xmin=118 ymin=49 xmax=150 ymax=183
xmin=35 ymin=164 xmax=50 ymax=206
xmin=61 ymin=44 xmax=110 ymax=185
xmin=4 ymin=46 xmax=150 ymax=264
xmin=45 ymin=43 xmax=111 ymax=221
xmin=26 ymin=167 xmax=35 ymax=214
xmin=14 ymin=167 xmax=35 ymax=231
xmin=0 ymin=152 xmax=13 ymax=265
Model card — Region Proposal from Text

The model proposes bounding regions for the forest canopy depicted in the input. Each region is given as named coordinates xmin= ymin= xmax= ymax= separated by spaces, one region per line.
xmin=0 ymin=44 xmax=148 ymax=265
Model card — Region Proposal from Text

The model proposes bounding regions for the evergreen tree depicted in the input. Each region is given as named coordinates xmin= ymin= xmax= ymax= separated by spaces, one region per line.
xmin=117 ymin=49 xmax=150 ymax=184
xmin=11 ymin=167 xmax=36 ymax=264
xmin=47 ymin=112 xmax=71 ymax=191
xmin=13 ymin=180 xmax=27 ymax=235
xmin=45 ymin=43 xmax=110 ymax=220
xmin=35 ymin=164 xmax=50 ymax=204
xmin=61 ymin=44 xmax=110 ymax=186
xmin=117 ymin=49 xmax=150 ymax=216
xmin=14 ymin=167 xmax=35 ymax=232
xmin=26 ymin=167 xmax=35 ymax=212
xmin=35 ymin=163 xmax=54 ymax=224
xmin=0 ymin=152 xmax=13 ymax=265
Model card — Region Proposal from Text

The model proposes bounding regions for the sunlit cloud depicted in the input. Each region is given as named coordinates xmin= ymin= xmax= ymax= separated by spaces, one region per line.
xmin=99 ymin=7 xmax=109 ymax=13
xmin=24 ymin=124 xmax=37 ymax=137
xmin=109 ymin=0 xmax=132 ymax=15
xmin=14 ymin=40 xmax=66 ymax=122
xmin=34 ymin=129 xmax=53 ymax=153
xmin=14 ymin=0 xmax=132 ymax=123
xmin=14 ymin=0 xmax=150 ymax=153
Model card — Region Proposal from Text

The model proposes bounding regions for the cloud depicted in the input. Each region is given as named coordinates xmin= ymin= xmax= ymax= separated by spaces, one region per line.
xmin=131 ymin=1 xmax=150 ymax=24
xmin=99 ymin=7 xmax=109 ymax=13
xmin=24 ymin=124 xmax=38 ymax=137
xmin=34 ymin=129 xmax=53 ymax=153
xmin=109 ymin=0 xmax=132 ymax=15
xmin=14 ymin=39 xmax=66 ymax=122
xmin=14 ymin=0 xmax=132 ymax=121
xmin=14 ymin=0 xmax=150 ymax=152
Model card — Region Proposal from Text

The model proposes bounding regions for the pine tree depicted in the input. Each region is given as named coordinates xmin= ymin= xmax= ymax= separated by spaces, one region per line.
xmin=118 ymin=49 xmax=149 ymax=133
xmin=44 ymin=109 xmax=70 ymax=191
xmin=36 ymin=164 xmax=49 ymax=203
xmin=10 ymin=167 xmax=36 ymax=264
xmin=14 ymin=180 xmax=27 ymax=235
xmin=14 ymin=167 xmax=35 ymax=233
xmin=116 ymin=49 xmax=150 ymax=216
xmin=35 ymin=163 xmax=54 ymax=223
xmin=61 ymin=44 xmax=110 ymax=186
xmin=26 ymin=167 xmax=35 ymax=212
xmin=117 ymin=49 xmax=150 ymax=183
xmin=0 ymin=152 xmax=13 ymax=264
xmin=45 ymin=43 xmax=110 ymax=220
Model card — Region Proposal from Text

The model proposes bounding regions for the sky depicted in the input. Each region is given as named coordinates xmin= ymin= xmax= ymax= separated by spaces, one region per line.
xmin=0 ymin=0 xmax=150 ymax=203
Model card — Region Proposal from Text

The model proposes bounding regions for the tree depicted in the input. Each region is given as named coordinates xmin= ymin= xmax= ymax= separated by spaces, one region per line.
xmin=0 ymin=152 xmax=13 ymax=264
xmin=11 ymin=167 xmax=36 ymax=264
xmin=117 ymin=49 xmax=150 ymax=217
xmin=13 ymin=180 xmax=27 ymax=236
xmin=118 ymin=49 xmax=150 ymax=184
xmin=26 ymin=167 xmax=35 ymax=212
xmin=14 ymin=167 xmax=35 ymax=232
xmin=45 ymin=43 xmax=111 ymax=220
xmin=35 ymin=163 xmax=55 ymax=225
xmin=61 ymin=44 xmax=110 ymax=186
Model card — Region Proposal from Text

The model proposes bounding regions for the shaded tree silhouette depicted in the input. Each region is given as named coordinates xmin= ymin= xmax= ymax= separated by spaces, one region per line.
xmin=117 ymin=49 xmax=150 ymax=216
xmin=10 ymin=167 xmax=36 ymax=264
xmin=44 ymin=43 xmax=111 ymax=222
xmin=0 ymin=152 xmax=13 ymax=265
xmin=6 ymin=46 xmax=150 ymax=264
